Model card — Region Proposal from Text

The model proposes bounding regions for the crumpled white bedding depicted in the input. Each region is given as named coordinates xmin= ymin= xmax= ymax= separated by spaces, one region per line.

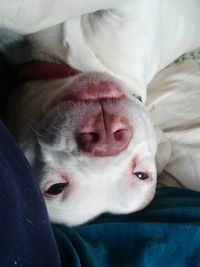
xmin=148 ymin=55 xmax=200 ymax=190
xmin=0 ymin=0 xmax=122 ymax=33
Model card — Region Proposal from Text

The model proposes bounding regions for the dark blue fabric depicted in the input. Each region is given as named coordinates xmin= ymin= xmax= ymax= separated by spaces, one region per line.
xmin=53 ymin=188 xmax=200 ymax=267
xmin=0 ymin=120 xmax=60 ymax=267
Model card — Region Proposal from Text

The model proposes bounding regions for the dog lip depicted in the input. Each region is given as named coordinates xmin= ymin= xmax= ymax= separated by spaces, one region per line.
xmin=47 ymin=79 xmax=126 ymax=112
xmin=67 ymin=80 xmax=125 ymax=101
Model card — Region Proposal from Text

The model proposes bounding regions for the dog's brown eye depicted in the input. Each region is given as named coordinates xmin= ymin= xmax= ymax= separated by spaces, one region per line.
xmin=45 ymin=183 xmax=68 ymax=195
xmin=134 ymin=172 xmax=148 ymax=180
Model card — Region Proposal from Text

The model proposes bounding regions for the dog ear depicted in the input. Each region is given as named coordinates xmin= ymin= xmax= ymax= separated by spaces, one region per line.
xmin=154 ymin=126 xmax=171 ymax=176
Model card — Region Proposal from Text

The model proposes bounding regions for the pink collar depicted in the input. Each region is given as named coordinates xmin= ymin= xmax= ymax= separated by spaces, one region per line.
xmin=17 ymin=60 xmax=80 ymax=81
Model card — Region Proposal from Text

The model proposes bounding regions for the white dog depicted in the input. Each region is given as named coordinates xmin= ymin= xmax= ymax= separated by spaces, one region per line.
xmin=2 ymin=0 xmax=200 ymax=226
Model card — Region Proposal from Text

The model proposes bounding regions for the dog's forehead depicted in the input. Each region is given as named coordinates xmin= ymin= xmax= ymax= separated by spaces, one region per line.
xmin=45 ymin=165 xmax=156 ymax=226
xmin=43 ymin=149 xmax=157 ymax=225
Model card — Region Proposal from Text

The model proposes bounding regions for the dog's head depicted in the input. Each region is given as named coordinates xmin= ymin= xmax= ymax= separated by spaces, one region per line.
xmin=7 ymin=70 xmax=157 ymax=226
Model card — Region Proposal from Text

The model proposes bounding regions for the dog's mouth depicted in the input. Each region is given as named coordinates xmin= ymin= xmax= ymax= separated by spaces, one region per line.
xmin=50 ymin=76 xmax=126 ymax=110
xmin=66 ymin=79 xmax=125 ymax=101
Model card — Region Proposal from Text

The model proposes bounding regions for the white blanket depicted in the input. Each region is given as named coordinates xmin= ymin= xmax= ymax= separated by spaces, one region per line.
xmin=148 ymin=55 xmax=200 ymax=190
xmin=0 ymin=0 xmax=123 ymax=33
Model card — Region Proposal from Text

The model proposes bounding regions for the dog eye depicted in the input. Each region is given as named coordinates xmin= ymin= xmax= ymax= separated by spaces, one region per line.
xmin=134 ymin=172 xmax=148 ymax=180
xmin=45 ymin=182 xmax=68 ymax=195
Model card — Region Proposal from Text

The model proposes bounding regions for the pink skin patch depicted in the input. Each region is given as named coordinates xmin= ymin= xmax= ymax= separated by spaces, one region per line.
xmin=67 ymin=79 xmax=132 ymax=156
xmin=50 ymin=77 xmax=126 ymax=109
xmin=67 ymin=80 xmax=125 ymax=101
xmin=76 ymin=112 xmax=133 ymax=156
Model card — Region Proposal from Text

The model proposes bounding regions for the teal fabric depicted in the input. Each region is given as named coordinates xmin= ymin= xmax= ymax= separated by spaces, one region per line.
xmin=53 ymin=187 xmax=200 ymax=267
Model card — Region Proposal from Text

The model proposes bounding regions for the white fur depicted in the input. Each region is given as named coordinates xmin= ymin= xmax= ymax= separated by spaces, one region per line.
xmin=5 ymin=0 xmax=200 ymax=225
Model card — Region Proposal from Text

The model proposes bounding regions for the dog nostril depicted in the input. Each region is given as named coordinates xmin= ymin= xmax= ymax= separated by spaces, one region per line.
xmin=114 ymin=129 xmax=128 ymax=141
xmin=76 ymin=132 xmax=99 ymax=149
xmin=82 ymin=133 xmax=99 ymax=143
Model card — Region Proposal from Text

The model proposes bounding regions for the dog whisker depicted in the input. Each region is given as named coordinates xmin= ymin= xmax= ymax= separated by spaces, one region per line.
xmin=29 ymin=122 xmax=46 ymax=138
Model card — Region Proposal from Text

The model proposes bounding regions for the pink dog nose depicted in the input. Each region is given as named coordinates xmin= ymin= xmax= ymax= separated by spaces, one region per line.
xmin=76 ymin=112 xmax=132 ymax=156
